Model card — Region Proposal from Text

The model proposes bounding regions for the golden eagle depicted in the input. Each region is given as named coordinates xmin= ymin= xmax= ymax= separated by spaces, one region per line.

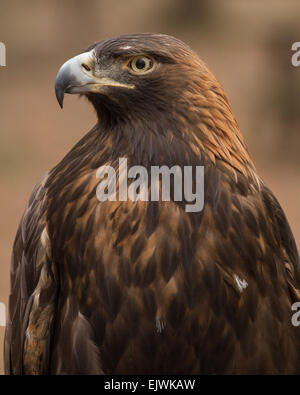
xmin=4 ymin=33 xmax=300 ymax=374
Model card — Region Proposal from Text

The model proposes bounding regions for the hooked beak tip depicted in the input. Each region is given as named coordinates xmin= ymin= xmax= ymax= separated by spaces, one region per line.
xmin=55 ymin=51 xmax=95 ymax=109
xmin=55 ymin=83 xmax=65 ymax=108
xmin=58 ymin=98 xmax=64 ymax=109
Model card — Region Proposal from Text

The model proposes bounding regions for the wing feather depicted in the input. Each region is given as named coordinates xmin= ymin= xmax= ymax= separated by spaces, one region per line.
xmin=4 ymin=173 xmax=58 ymax=374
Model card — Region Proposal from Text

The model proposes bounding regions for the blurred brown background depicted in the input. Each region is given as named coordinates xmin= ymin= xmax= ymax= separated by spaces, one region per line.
xmin=0 ymin=0 xmax=300 ymax=374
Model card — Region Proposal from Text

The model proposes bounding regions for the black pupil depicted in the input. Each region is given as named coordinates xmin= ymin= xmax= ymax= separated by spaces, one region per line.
xmin=135 ymin=58 xmax=147 ymax=70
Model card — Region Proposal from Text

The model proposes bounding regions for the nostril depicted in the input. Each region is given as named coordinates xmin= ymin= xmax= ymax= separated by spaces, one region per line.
xmin=81 ymin=63 xmax=91 ymax=72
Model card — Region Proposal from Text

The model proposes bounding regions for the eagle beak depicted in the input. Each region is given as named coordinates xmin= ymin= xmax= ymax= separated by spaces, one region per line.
xmin=55 ymin=50 xmax=134 ymax=108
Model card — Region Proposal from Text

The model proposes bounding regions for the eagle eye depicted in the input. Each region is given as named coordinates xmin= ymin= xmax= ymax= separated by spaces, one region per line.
xmin=128 ymin=56 xmax=154 ymax=74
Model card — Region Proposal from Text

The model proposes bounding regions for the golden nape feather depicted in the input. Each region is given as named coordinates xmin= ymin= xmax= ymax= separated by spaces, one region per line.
xmin=5 ymin=33 xmax=300 ymax=375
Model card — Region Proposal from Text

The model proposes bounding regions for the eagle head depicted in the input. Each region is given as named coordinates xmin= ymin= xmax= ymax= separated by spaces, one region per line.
xmin=55 ymin=33 xmax=254 ymax=175
xmin=55 ymin=33 xmax=210 ymax=121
